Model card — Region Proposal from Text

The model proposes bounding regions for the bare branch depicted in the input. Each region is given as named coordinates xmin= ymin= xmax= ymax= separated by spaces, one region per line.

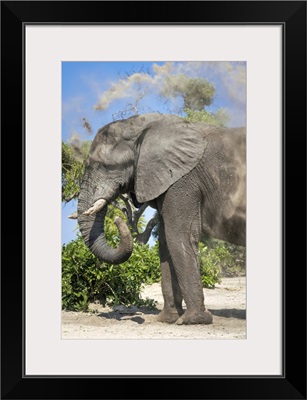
xmin=111 ymin=198 xmax=129 ymax=222
xmin=119 ymin=195 xmax=133 ymax=227
xmin=112 ymin=194 xmax=157 ymax=245
xmin=135 ymin=215 xmax=158 ymax=245
xmin=131 ymin=203 xmax=148 ymax=234
xmin=63 ymin=191 xmax=80 ymax=203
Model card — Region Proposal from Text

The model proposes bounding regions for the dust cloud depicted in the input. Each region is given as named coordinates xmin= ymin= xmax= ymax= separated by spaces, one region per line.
xmin=67 ymin=131 xmax=84 ymax=162
xmin=94 ymin=62 xmax=246 ymax=127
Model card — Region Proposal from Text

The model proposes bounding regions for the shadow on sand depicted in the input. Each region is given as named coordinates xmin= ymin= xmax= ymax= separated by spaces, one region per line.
xmin=97 ymin=308 xmax=160 ymax=324
xmin=210 ymin=308 xmax=246 ymax=319
xmin=97 ymin=307 xmax=245 ymax=323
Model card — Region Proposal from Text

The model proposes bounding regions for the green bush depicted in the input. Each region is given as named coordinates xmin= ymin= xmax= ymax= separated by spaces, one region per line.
xmin=62 ymin=141 xmax=91 ymax=202
xmin=62 ymin=222 xmax=245 ymax=310
xmin=199 ymin=243 xmax=222 ymax=288
xmin=184 ymin=107 xmax=230 ymax=126
xmin=199 ymin=241 xmax=246 ymax=288
xmin=62 ymin=236 xmax=160 ymax=311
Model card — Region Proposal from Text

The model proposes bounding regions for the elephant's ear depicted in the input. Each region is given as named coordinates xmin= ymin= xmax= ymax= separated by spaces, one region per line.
xmin=135 ymin=118 xmax=208 ymax=203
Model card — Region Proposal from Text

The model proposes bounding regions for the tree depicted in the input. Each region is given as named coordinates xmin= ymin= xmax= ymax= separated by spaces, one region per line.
xmin=62 ymin=139 xmax=91 ymax=202
xmin=184 ymin=108 xmax=230 ymax=126
xmin=161 ymin=74 xmax=215 ymax=111
xmin=93 ymin=65 xmax=230 ymax=126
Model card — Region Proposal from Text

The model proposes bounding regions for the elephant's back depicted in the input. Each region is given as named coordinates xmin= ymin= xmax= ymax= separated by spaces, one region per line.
xmin=194 ymin=127 xmax=246 ymax=245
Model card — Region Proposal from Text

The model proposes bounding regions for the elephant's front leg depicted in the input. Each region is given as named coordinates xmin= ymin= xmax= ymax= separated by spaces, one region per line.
xmin=160 ymin=187 xmax=213 ymax=325
xmin=157 ymin=219 xmax=184 ymax=323
xmin=168 ymin=226 xmax=213 ymax=325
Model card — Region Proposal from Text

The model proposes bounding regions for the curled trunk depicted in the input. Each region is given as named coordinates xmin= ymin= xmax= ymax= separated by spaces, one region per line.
xmin=78 ymin=200 xmax=133 ymax=265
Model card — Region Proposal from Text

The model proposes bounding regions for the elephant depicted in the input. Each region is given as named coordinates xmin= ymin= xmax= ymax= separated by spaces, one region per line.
xmin=77 ymin=113 xmax=246 ymax=325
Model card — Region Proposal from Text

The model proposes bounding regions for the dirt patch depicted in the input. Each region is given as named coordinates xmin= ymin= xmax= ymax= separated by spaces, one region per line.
xmin=62 ymin=276 xmax=246 ymax=339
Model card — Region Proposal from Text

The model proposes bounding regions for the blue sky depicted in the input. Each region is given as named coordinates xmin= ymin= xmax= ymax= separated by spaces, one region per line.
xmin=62 ymin=61 xmax=246 ymax=246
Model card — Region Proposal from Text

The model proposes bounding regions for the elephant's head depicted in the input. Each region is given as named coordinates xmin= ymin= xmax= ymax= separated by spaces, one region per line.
xmin=77 ymin=113 xmax=208 ymax=264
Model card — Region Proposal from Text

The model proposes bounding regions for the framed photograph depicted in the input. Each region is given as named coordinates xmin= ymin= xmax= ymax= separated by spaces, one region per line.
xmin=2 ymin=1 xmax=306 ymax=399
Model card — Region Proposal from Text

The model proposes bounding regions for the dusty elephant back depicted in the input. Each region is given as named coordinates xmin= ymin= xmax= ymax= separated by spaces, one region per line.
xmin=194 ymin=127 xmax=246 ymax=245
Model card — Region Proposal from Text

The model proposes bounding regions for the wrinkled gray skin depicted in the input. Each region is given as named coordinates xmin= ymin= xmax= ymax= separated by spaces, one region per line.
xmin=78 ymin=113 xmax=246 ymax=325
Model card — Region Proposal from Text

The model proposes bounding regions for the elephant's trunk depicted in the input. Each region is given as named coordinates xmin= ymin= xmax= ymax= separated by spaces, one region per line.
xmin=78 ymin=196 xmax=133 ymax=265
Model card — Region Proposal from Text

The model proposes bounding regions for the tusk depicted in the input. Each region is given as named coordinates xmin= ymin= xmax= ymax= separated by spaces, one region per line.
xmin=68 ymin=212 xmax=78 ymax=220
xmin=83 ymin=199 xmax=107 ymax=216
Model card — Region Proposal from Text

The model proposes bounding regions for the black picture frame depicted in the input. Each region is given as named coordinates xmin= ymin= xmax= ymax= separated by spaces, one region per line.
xmin=1 ymin=1 xmax=306 ymax=399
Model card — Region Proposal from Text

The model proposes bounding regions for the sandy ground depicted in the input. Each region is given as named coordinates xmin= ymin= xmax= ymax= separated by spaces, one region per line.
xmin=62 ymin=276 xmax=246 ymax=339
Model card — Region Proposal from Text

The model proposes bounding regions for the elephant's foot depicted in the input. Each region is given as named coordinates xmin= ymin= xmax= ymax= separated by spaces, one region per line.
xmin=157 ymin=307 xmax=184 ymax=324
xmin=176 ymin=308 xmax=213 ymax=325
